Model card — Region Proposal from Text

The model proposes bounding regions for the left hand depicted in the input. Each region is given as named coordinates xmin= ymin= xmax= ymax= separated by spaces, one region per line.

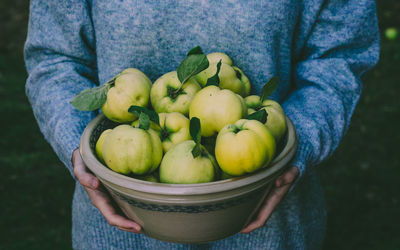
xmin=241 ymin=166 xmax=299 ymax=234
xmin=72 ymin=148 xmax=142 ymax=233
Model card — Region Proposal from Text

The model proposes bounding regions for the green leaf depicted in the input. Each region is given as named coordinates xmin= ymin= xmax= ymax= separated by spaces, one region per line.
xmin=70 ymin=73 xmax=120 ymax=111
xmin=70 ymin=84 xmax=111 ymax=111
xmin=138 ymin=112 xmax=150 ymax=130
xmin=205 ymin=60 xmax=222 ymax=87
xmin=187 ymin=46 xmax=204 ymax=56
xmin=190 ymin=117 xmax=202 ymax=158
xmin=247 ymin=109 xmax=268 ymax=124
xmin=260 ymin=76 xmax=279 ymax=102
xmin=128 ymin=106 xmax=160 ymax=125
xmin=191 ymin=144 xmax=202 ymax=158
xmin=177 ymin=46 xmax=209 ymax=85
xmin=190 ymin=117 xmax=201 ymax=144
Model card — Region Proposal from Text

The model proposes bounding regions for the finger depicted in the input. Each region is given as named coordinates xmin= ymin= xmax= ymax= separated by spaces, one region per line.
xmin=86 ymin=187 xmax=141 ymax=232
xmin=72 ymin=150 xmax=99 ymax=189
xmin=241 ymin=183 xmax=291 ymax=234
xmin=117 ymin=226 xmax=142 ymax=234
xmin=275 ymin=166 xmax=299 ymax=187
xmin=100 ymin=202 xmax=141 ymax=232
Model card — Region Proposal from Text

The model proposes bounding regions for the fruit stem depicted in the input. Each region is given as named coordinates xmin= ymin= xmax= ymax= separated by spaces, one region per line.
xmin=161 ymin=128 xmax=170 ymax=141
xmin=199 ymin=145 xmax=209 ymax=158
xmin=168 ymin=86 xmax=184 ymax=100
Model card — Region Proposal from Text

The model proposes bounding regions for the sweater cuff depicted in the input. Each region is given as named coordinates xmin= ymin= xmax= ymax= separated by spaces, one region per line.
xmin=63 ymin=135 xmax=81 ymax=180
xmin=288 ymin=140 xmax=314 ymax=193
xmin=52 ymin=111 xmax=95 ymax=180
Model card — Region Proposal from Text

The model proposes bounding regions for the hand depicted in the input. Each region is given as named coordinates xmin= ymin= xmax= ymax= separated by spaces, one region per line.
xmin=241 ymin=166 xmax=299 ymax=234
xmin=72 ymin=148 xmax=141 ymax=233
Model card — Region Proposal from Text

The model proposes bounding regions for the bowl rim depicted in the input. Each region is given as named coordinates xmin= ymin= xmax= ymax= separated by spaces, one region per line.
xmin=80 ymin=114 xmax=298 ymax=196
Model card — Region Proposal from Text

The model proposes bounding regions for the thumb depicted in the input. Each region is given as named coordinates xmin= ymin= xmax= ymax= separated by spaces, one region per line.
xmin=72 ymin=148 xmax=99 ymax=189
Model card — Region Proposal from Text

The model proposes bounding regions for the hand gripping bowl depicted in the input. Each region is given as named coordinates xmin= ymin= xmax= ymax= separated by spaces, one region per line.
xmin=80 ymin=114 xmax=298 ymax=243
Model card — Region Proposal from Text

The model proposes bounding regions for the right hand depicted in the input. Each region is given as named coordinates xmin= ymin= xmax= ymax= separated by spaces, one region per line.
xmin=72 ymin=148 xmax=141 ymax=233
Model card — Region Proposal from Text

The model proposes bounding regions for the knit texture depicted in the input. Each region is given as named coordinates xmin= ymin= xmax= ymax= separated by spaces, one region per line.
xmin=24 ymin=0 xmax=379 ymax=249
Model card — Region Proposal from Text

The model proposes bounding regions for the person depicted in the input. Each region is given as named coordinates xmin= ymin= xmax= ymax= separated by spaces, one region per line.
xmin=24 ymin=0 xmax=379 ymax=249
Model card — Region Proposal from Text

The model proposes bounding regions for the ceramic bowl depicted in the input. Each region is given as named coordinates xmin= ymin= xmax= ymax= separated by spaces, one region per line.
xmin=80 ymin=114 xmax=297 ymax=243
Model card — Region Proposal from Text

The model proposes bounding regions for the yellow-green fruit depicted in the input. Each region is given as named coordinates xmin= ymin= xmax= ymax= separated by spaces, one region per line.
xmin=121 ymin=68 xmax=151 ymax=79
xmin=189 ymin=86 xmax=247 ymax=137
xmin=206 ymin=52 xmax=233 ymax=65
xmin=95 ymin=129 xmax=112 ymax=163
xmin=132 ymin=113 xmax=192 ymax=153
xmin=215 ymin=119 xmax=276 ymax=176
xmin=244 ymin=95 xmax=261 ymax=113
xmin=195 ymin=63 xmax=250 ymax=97
xmin=101 ymin=69 xmax=152 ymax=123
xmin=158 ymin=112 xmax=191 ymax=153
xmin=244 ymin=95 xmax=287 ymax=143
xmin=194 ymin=53 xmax=250 ymax=97
xmin=261 ymin=99 xmax=287 ymax=143
xmin=150 ymin=71 xmax=201 ymax=115
xmin=102 ymin=125 xmax=163 ymax=175
xmin=231 ymin=66 xmax=251 ymax=96
xmin=159 ymin=141 xmax=217 ymax=184
xmin=238 ymin=92 xmax=249 ymax=117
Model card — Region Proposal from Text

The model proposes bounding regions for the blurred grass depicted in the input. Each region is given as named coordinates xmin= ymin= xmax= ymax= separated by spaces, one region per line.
xmin=320 ymin=40 xmax=400 ymax=250
xmin=0 ymin=53 xmax=74 ymax=249
xmin=0 ymin=1 xmax=74 ymax=249
xmin=0 ymin=1 xmax=399 ymax=249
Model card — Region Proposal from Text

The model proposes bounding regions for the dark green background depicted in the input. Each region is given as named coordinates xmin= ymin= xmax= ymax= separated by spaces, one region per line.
xmin=1 ymin=1 xmax=399 ymax=249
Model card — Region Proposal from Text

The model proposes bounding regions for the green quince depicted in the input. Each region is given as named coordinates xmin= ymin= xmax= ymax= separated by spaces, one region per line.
xmin=150 ymin=71 xmax=201 ymax=116
xmin=215 ymin=119 xmax=276 ymax=176
xmin=102 ymin=124 xmax=163 ymax=175
xmin=101 ymin=69 xmax=152 ymax=123
xmin=194 ymin=52 xmax=251 ymax=97
xmin=158 ymin=112 xmax=192 ymax=153
xmin=189 ymin=85 xmax=247 ymax=137
xmin=95 ymin=129 xmax=112 ymax=163
xmin=159 ymin=140 xmax=218 ymax=184
xmin=131 ymin=112 xmax=192 ymax=153
xmin=244 ymin=95 xmax=287 ymax=143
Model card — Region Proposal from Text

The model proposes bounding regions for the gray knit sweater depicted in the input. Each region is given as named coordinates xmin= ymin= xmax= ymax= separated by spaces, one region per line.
xmin=24 ymin=0 xmax=379 ymax=249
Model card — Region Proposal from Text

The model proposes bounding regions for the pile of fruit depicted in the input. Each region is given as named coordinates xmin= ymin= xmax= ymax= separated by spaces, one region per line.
xmin=72 ymin=46 xmax=287 ymax=184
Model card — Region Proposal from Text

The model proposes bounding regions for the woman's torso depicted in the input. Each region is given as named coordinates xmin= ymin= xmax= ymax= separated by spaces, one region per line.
xmin=91 ymin=0 xmax=303 ymax=100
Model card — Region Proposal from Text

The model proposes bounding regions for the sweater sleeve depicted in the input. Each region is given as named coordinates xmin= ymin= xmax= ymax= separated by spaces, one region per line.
xmin=282 ymin=0 xmax=380 ymax=186
xmin=24 ymin=0 xmax=97 ymax=176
